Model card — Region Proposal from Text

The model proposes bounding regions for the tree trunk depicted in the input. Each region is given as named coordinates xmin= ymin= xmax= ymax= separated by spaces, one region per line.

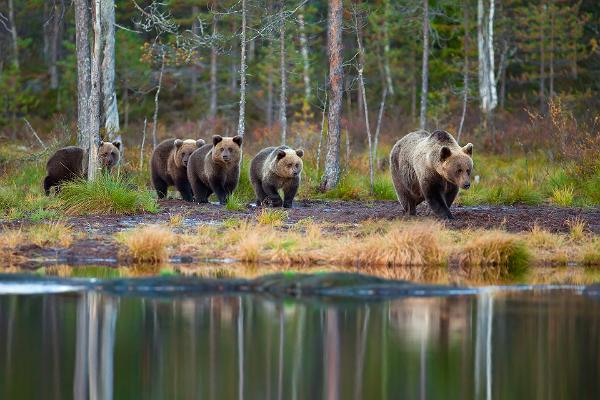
xmin=209 ymin=16 xmax=218 ymax=118
xmin=237 ymin=0 xmax=247 ymax=138
xmin=8 ymin=0 xmax=19 ymax=69
xmin=45 ymin=0 xmax=64 ymax=89
xmin=419 ymin=0 xmax=429 ymax=130
xmin=88 ymin=0 xmax=103 ymax=181
xmin=100 ymin=0 xmax=120 ymax=144
xmin=298 ymin=9 xmax=312 ymax=108
xmin=383 ymin=0 xmax=394 ymax=96
xmin=373 ymin=86 xmax=387 ymax=162
xmin=74 ymin=0 xmax=92 ymax=148
xmin=317 ymin=87 xmax=328 ymax=177
xmin=320 ymin=0 xmax=344 ymax=192
xmin=477 ymin=0 xmax=497 ymax=129
xmin=152 ymin=53 xmax=166 ymax=149
xmin=458 ymin=3 xmax=469 ymax=142
xmin=549 ymin=1 xmax=554 ymax=100
xmin=539 ymin=3 xmax=546 ymax=113
xmin=191 ymin=6 xmax=199 ymax=98
xmin=411 ymin=47 xmax=417 ymax=123
xmin=354 ymin=12 xmax=374 ymax=194
xmin=279 ymin=8 xmax=288 ymax=145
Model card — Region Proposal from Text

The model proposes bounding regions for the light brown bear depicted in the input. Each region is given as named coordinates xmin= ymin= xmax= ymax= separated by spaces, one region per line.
xmin=43 ymin=141 xmax=121 ymax=195
xmin=187 ymin=135 xmax=242 ymax=205
xmin=249 ymin=146 xmax=304 ymax=208
xmin=151 ymin=138 xmax=206 ymax=201
xmin=389 ymin=129 xmax=473 ymax=219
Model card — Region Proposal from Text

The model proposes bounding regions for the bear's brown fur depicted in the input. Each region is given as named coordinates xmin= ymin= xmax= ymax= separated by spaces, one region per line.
xmin=389 ymin=129 xmax=473 ymax=219
xmin=249 ymin=146 xmax=304 ymax=208
xmin=187 ymin=135 xmax=242 ymax=205
xmin=43 ymin=141 xmax=121 ymax=195
xmin=151 ymin=138 xmax=205 ymax=201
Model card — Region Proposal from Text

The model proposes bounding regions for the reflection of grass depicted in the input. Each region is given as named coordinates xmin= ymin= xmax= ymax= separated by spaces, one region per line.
xmin=116 ymin=225 xmax=175 ymax=264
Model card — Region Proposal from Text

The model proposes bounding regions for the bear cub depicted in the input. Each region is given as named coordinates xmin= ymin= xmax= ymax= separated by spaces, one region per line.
xmin=249 ymin=146 xmax=304 ymax=208
xmin=187 ymin=135 xmax=242 ymax=205
xmin=389 ymin=129 xmax=473 ymax=219
xmin=44 ymin=141 xmax=121 ymax=195
xmin=151 ymin=138 xmax=206 ymax=201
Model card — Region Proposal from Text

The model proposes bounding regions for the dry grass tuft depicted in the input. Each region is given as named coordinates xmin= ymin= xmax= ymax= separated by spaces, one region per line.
xmin=116 ymin=225 xmax=176 ymax=264
xmin=336 ymin=222 xmax=446 ymax=267
xmin=458 ymin=231 xmax=530 ymax=278
xmin=26 ymin=222 xmax=74 ymax=247
xmin=168 ymin=213 xmax=185 ymax=227
xmin=566 ymin=217 xmax=587 ymax=241
xmin=527 ymin=224 xmax=564 ymax=249
xmin=582 ymin=239 xmax=600 ymax=266
xmin=256 ymin=208 xmax=288 ymax=226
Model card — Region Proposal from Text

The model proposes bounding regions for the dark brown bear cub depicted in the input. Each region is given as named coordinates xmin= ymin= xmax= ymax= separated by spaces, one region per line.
xmin=43 ymin=141 xmax=121 ymax=195
xmin=187 ymin=135 xmax=242 ymax=205
xmin=389 ymin=129 xmax=473 ymax=219
xmin=249 ymin=146 xmax=304 ymax=208
xmin=151 ymin=138 xmax=205 ymax=201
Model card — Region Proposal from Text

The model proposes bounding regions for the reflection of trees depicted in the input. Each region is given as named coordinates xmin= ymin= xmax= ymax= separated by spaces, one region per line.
xmin=474 ymin=290 xmax=494 ymax=400
xmin=74 ymin=292 xmax=118 ymax=400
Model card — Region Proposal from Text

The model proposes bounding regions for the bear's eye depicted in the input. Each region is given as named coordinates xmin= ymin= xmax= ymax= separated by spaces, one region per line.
xmin=288 ymin=163 xmax=293 ymax=168
xmin=457 ymin=169 xmax=463 ymax=174
xmin=467 ymin=169 xmax=471 ymax=175
xmin=296 ymin=163 xmax=300 ymax=168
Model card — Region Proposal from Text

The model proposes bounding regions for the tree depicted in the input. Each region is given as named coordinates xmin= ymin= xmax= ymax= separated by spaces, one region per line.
xmin=7 ymin=0 xmax=19 ymax=69
xmin=477 ymin=0 xmax=497 ymax=132
xmin=279 ymin=1 xmax=287 ymax=145
xmin=101 ymin=0 xmax=120 ymax=145
xmin=209 ymin=8 xmax=218 ymax=118
xmin=74 ymin=0 xmax=92 ymax=148
xmin=237 ymin=0 xmax=247 ymax=138
xmin=419 ymin=0 xmax=429 ymax=130
xmin=320 ymin=0 xmax=344 ymax=192
xmin=298 ymin=6 xmax=312 ymax=109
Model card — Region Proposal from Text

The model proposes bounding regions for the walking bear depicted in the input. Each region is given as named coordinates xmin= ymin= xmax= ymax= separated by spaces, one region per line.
xmin=249 ymin=146 xmax=304 ymax=208
xmin=390 ymin=129 xmax=473 ymax=219
xmin=43 ymin=141 xmax=121 ymax=195
xmin=187 ymin=135 xmax=242 ymax=205
xmin=151 ymin=138 xmax=206 ymax=201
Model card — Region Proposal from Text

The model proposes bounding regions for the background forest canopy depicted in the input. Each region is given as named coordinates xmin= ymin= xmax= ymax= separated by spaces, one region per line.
xmin=1 ymin=0 xmax=599 ymax=162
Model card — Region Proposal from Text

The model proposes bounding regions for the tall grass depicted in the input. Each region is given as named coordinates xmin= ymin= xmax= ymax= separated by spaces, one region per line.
xmin=56 ymin=174 xmax=159 ymax=215
xmin=116 ymin=225 xmax=175 ymax=263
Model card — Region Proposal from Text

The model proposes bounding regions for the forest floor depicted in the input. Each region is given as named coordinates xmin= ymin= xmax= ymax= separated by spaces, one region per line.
xmin=2 ymin=199 xmax=600 ymax=268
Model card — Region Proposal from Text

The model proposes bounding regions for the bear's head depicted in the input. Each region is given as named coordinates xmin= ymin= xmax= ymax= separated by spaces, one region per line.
xmin=98 ymin=141 xmax=121 ymax=171
xmin=438 ymin=143 xmax=473 ymax=189
xmin=212 ymin=135 xmax=242 ymax=164
xmin=273 ymin=147 xmax=304 ymax=178
xmin=174 ymin=139 xmax=205 ymax=168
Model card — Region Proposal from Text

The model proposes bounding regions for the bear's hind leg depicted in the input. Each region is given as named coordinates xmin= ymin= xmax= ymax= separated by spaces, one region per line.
xmin=176 ymin=181 xmax=194 ymax=202
xmin=252 ymin=179 xmax=267 ymax=205
xmin=190 ymin=175 xmax=211 ymax=203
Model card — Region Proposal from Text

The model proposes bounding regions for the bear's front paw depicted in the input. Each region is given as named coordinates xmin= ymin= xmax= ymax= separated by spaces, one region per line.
xmin=262 ymin=196 xmax=283 ymax=207
xmin=283 ymin=201 xmax=293 ymax=209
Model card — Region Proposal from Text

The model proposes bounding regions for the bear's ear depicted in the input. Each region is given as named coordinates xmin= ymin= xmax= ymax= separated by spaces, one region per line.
xmin=232 ymin=135 xmax=243 ymax=147
xmin=112 ymin=141 xmax=121 ymax=150
xmin=196 ymin=139 xmax=206 ymax=148
xmin=440 ymin=146 xmax=452 ymax=162
xmin=98 ymin=141 xmax=105 ymax=148
xmin=174 ymin=139 xmax=183 ymax=148
xmin=295 ymin=149 xmax=304 ymax=158
xmin=277 ymin=149 xmax=287 ymax=160
xmin=212 ymin=135 xmax=223 ymax=146
xmin=462 ymin=143 xmax=473 ymax=156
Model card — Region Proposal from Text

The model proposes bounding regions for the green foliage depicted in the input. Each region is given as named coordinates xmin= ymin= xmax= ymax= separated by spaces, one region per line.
xmin=226 ymin=193 xmax=246 ymax=211
xmin=56 ymin=174 xmax=159 ymax=215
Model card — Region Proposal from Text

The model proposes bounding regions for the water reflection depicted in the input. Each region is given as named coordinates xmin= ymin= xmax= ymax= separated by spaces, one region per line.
xmin=0 ymin=289 xmax=599 ymax=399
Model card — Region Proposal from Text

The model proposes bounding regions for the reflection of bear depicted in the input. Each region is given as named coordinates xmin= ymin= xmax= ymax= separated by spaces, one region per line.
xmin=390 ymin=130 xmax=473 ymax=219
xmin=187 ymin=135 xmax=242 ymax=205
xmin=249 ymin=146 xmax=304 ymax=208
xmin=151 ymin=138 xmax=205 ymax=201
xmin=43 ymin=141 xmax=121 ymax=195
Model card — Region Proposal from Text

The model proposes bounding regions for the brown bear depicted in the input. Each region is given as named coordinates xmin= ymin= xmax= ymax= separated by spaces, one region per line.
xmin=249 ymin=146 xmax=304 ymax=208
xmin=187 ymin=135 xmax=242 ymax=205
xmin=151 ymin=138 xmax=206 ymax=201
xmin=389 ymin=129 xmax=473 ymax=219
xmin=43 ymin=141 xmax=121 ymax=195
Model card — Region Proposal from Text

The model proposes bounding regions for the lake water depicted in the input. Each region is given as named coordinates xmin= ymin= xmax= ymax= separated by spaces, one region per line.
xmin=0 ymin=274 xmax=599 ymax=399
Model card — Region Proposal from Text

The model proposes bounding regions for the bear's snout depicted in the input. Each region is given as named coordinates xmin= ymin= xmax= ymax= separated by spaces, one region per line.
xmin=463 ymin=182 xmax=471 ymax=189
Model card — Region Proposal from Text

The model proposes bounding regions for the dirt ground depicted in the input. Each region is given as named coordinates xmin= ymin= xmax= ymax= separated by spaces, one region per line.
xmin=4 ymin=199 xmax=600 ymax=267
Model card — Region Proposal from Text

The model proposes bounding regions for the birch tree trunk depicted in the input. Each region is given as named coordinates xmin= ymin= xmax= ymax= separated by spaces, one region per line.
xmin=382 ymin=0 xmax=394 ymax=96
xmin=237 ymin=0 xmax=247 ymax=138
xmin=74 ymin=0 xmax=91 ymax=148
xmin=298 ymin=9 xmax=312 ymax=108
xmin=458 ymin=3 xmax=469 ymax=142
xmin=279 ymin=9 xmax=288 ymax=145
xmin=477 ymin=0 xmax=498 ymax=126
xmin=100 ymin=0 xmax=120 ymax=145
xmin=45 ymin=0 xmax=64 ymax=89
xmin=539 ymin=3 xmax=546 ymax=113
xmin=320 ymin=0 xmax=344 ymax=192
xmin=419 ymin=0 xmax=429 ymax=130
xmin=151 ymin=53 xmax=165 ymax=149
xmin=8 ymin=0 xmax=19 ymax=69
xmin=549 ymin=2 xmax=555 ymax=100
xmin=209 ymin=16 xmax=218 ymax=118
xmin=88 ymin=0 xmax=103 ymax=181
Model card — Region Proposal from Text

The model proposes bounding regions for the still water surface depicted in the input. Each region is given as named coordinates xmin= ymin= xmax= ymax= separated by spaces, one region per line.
xmin=0 ymin=275 xmax=598 ymax=399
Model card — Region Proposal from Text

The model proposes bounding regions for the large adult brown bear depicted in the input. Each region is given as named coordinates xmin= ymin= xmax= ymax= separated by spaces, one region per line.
xmin=151 ymin=138 xmax=205 ymax=201
xmin=43 ymin=141 xmax=121 ymax=195
xmin=389 ymin=129 xmax=473 ymax=220
xmin=187 ymin=135 xmax=242 ymax=205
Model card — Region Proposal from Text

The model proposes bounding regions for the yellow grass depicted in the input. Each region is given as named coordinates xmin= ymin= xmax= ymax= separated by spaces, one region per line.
xmin=116 ymin=225 xmax=176 ymax=264
xmin=256 ymin=209 xmax=288 ymax=226
xmin=26 ymin=222 xmax=74 ymax=247
xmin=566 ymin=217 xmax=587 ymax=241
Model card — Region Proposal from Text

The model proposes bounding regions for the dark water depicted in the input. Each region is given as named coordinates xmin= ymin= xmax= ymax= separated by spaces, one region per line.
xmin=0 ymin=277 xmax=599 ymax=399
